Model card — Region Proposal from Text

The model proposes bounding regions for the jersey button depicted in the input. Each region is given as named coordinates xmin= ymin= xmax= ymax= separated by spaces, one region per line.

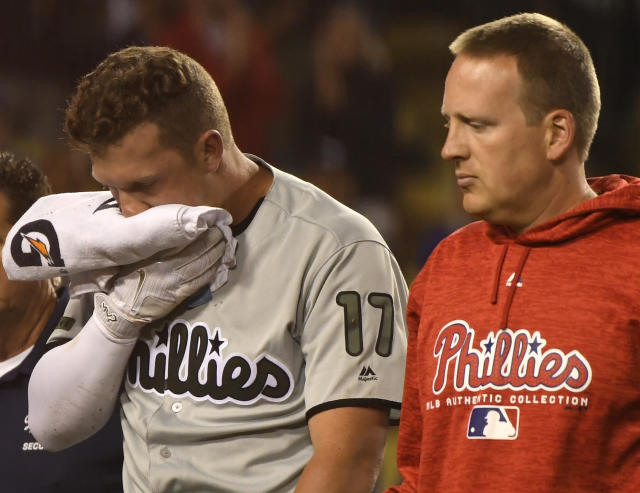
xmin=171 ymin=402 xmax=183 ymax=413
xmin=160 ymin=447 xmax=171 ymax=459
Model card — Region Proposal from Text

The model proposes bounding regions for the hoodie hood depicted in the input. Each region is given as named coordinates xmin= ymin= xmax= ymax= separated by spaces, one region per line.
xmin=481 ymin=174 xmax=640 ymax=328
xmin=485 ymin=175 xmax=640 ymax=246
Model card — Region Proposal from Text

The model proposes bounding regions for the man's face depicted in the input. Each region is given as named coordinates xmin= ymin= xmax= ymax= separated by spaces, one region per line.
xmin=0 ymin=192 xmax=35 ymax=313
xmin=91 ymin=122 xmax=211 ymax=217
xmin=441 ymin=54 xmax=553 ymax=231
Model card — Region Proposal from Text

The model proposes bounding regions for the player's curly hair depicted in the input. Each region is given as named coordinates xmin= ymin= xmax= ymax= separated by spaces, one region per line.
xmin=64 ymin=46 xmax=233 ymax=157
xmin=450 ymin=12 xmax=600 ymax=162
xmin=0 ymin=152 xmax=52 ymax=224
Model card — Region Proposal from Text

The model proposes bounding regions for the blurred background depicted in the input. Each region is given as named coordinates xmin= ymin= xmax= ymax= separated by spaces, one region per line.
xmin=1 ymin=0 xmax=639 ymax=489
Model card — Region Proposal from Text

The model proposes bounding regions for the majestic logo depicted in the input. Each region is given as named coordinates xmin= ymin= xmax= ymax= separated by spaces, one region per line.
xmin=10 ymin=219 xmax=65 ymax=268
xmin=127 ymin=320 xmax=294 ymax=405
xmin=359 ymin=365 xmax=378 ymax=382
xmin=432 ymin=320 xmax=592 ymax=395
xmin=467 ymin=406 xmax=519 ymax=440
xmin=505 ymin=272 xmax=523 ymax=287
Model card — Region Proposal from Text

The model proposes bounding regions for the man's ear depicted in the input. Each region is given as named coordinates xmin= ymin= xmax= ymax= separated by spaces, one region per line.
xmin=545 ymin=109 xmax=575 ymax=161
xmin=194 ymin=130 xmax=224 ymax=172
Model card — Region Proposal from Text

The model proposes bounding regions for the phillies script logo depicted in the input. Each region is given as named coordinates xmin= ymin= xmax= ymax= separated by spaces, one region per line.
xmin=432 ymin=320 xmax=592 ymax=395
xmin=127 ymin=319 xmax=294 ymax=405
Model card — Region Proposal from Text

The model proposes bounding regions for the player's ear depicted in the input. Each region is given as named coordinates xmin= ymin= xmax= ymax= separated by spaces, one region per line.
xmin=544 ymin=109 xmax=575 ymax=161
xmin=194 ymin=130 xmax=223 ymax=172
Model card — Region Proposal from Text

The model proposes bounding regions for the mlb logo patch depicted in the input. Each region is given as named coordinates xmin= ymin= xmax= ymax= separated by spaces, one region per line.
xmin=467 ymin=406 xmax=519 ymax=440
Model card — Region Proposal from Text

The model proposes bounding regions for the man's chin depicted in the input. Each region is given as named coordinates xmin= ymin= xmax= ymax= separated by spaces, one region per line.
xmin=461 ymin=197 xmax=489 ymax=220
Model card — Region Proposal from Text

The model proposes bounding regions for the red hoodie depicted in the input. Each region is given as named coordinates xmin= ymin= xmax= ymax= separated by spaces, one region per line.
xmin=389 ymin=175 xmax=640 ymax=492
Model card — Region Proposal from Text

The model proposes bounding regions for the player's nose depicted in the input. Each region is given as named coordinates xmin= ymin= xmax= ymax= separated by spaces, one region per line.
xmin=117 ymin=191 xmax=149 ymax=217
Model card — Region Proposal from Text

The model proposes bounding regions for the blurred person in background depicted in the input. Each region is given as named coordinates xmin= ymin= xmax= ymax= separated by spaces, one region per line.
xmin=0 ymin=152 xmax=123 ymax=493
xmin=295 ymin=2 xmax=401 ymax=252
xmin=137 ymin=0 xmax=283 ymax=159
xmin=388 ymin=12 xmax=640 ymax=492
xmin=297 ymin=2 xmax=395 ymax=198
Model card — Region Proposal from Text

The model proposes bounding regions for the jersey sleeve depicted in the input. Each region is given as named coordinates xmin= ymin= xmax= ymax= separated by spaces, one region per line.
xmin=46 ymin=293 xmax=94 ymax=348
xmin=300 ymin=240 xmax=408 ymax=422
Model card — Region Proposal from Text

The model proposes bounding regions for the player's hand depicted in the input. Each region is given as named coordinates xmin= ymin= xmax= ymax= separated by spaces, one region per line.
xmin=93 ymin=228 xmax=227 ymax=340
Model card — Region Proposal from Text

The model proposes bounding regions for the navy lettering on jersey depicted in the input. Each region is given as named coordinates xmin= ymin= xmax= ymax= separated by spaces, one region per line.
xmin=127 ymin=320 xmax=294 ymax=405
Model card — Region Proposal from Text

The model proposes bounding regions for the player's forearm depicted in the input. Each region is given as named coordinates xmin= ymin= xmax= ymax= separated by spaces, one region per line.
xmin=28 ymin=313 xmax=137 ymax=451
xmin=294 ymin=449 xmax=384 ymax=493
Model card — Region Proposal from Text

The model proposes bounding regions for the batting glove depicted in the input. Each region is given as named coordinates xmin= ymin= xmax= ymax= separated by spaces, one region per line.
xmin=93 ymin=228 xmax=227 ymax=340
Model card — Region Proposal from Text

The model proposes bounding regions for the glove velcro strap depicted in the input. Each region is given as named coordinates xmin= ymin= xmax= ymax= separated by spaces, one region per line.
xmin=93 ymin=292 xmax=149 ymax=340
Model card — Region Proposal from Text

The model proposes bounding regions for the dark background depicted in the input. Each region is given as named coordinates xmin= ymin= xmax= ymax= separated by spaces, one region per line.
xmin=1 ymin=0 xmax=638 ymax=282
xmin=1 ymin=1 xmax=638 ymax=488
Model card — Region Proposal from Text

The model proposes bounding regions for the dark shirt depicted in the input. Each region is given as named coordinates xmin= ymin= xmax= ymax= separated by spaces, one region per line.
xmin=0 ymin=288 xmax=124 ymax=493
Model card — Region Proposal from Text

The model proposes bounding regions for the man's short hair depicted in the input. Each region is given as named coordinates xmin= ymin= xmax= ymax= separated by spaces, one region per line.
xmin=450 ymin=12 xmax=600 ymax=161
xmin=64 ymin=46 xmax=233 ymax=158
xmin=0 ymin=152 xmax=52 ymax=224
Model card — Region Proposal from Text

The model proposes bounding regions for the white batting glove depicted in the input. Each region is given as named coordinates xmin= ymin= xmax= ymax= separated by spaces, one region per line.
xmin=93 ymin=228 xmax=227 ymax=340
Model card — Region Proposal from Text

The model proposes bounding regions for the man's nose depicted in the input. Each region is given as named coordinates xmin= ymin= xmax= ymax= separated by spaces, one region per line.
xmin=441 ymin=122 xmax=468 ymax=162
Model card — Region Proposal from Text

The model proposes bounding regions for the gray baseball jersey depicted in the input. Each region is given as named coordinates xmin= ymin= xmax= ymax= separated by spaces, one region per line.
xmin=51 ymin=158 xmax=408 ymax=492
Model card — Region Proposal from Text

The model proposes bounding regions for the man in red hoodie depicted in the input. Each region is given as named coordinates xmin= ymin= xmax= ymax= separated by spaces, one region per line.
xmin=388 ymin=12 xmax=640 ymax=493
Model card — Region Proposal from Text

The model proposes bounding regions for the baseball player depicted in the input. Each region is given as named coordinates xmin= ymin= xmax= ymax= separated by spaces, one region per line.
xmin=27 ymin=46 xmax=408 ymax=493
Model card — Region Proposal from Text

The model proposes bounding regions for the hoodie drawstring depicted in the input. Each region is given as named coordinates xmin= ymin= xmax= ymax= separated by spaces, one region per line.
xmin=499 ymin=246 xmax=531 ymax=329
xmin=490 ymin=244 xmax=509 ymax=304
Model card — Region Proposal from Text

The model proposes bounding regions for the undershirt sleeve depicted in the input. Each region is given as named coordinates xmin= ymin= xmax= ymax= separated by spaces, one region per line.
xmin=28 ymin=311 xmax=136 ymax=451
